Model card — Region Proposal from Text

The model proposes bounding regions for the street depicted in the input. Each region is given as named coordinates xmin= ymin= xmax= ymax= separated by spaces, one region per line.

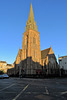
xmin=0 ymin=78 xmax=67 ymax=100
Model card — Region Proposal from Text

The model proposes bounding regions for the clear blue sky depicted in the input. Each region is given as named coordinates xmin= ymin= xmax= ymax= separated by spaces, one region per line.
xmin=0 ymin=0 xmax=67 ymax=64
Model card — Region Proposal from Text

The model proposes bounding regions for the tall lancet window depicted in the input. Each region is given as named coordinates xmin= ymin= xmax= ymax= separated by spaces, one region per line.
xmin=25 ymin=36 xmax=27 ymax=45
xmin=26 ymin=35 xmax=28 ymax=47
xmin=34 ymin=50 xmax=35 ymax=58
xmin=33 ymin=37 xmax=36 ymax=44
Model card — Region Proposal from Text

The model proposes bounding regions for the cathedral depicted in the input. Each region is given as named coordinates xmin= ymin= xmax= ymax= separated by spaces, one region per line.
xmin=7 ymin=3 xmax=59 ymax=77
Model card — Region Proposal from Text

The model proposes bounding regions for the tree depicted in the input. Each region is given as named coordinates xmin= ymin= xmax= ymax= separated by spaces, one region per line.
xmin=0 ymin=70 xmax=4 ymax=74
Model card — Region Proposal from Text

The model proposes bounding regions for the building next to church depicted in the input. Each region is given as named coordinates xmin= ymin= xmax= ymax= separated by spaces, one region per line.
xmin=58 ymin=56 xmax=67 ymax=76
xmin=7 ymin=3 xmax=59 ymax=77
xmin=0 ymin=61 xmax=13 ymax=73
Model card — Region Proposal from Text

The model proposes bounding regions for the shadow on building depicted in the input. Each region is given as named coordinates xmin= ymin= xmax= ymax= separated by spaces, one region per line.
xmin=7 ymin=56 xmax=60 ymax=78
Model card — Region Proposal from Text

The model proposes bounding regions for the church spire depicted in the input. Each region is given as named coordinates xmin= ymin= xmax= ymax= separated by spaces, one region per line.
xmin=25 ymin=3 xmax=37 ymax=31
xmin=28 ymin=3 xmax=34 ymax=22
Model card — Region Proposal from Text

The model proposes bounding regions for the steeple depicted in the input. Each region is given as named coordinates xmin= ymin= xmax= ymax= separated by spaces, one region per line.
xmin=28 ymin=3 xmax=34 ymax=22
xmin=25 ymin=3 xmax=37 ymax=31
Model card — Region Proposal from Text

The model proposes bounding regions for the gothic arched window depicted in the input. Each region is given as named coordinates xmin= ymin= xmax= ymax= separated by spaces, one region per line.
xmin=33 ymin=37 xmax=36 ymax=44
xmin=34 ymin=50 xmax=35 ymax=58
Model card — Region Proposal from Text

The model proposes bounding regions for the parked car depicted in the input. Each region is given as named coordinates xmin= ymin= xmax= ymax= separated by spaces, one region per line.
xmin=0 ymin=75 xmax=4 ymax=79
xmin=3 ymin=74 xmax=9 ymax=78
xmin=0 ymin=74 xmax=9 ymax=79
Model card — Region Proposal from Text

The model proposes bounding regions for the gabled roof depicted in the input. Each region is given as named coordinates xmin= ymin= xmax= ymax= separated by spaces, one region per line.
xmin=41 ymin=48 xmax=50 ymax=59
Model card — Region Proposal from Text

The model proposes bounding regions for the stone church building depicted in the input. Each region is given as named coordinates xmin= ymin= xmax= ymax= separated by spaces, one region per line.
xmin=7 ymin=3 xmax=59 ymax=77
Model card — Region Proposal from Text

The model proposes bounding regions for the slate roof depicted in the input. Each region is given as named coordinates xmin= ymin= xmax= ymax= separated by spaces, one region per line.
xmin=41 ymin=48 xmax=50 ymax=59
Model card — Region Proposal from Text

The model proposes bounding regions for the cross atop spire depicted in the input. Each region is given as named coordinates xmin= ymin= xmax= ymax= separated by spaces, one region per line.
xmin=25 ymin=3 xmax=37 ymax=31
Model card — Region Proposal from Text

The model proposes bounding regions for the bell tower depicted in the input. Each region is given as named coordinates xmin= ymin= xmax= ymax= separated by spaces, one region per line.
xmin=21 ymin=3 xmax=41 ymax=75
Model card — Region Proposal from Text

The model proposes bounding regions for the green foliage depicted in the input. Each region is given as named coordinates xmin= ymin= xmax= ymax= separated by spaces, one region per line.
xmin=0 ymin=70 xmax=4 ymax=74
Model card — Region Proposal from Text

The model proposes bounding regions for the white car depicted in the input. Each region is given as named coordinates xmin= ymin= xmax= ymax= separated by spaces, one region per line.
xmin=3 ymin=74 xmax=9 ymax=78
xmin=0 ymin=74 xmax=9 ymax=79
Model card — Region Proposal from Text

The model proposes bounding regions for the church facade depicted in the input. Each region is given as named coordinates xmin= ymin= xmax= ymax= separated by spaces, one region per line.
xmin=7 ymin=3 xmax=59 ymax=77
